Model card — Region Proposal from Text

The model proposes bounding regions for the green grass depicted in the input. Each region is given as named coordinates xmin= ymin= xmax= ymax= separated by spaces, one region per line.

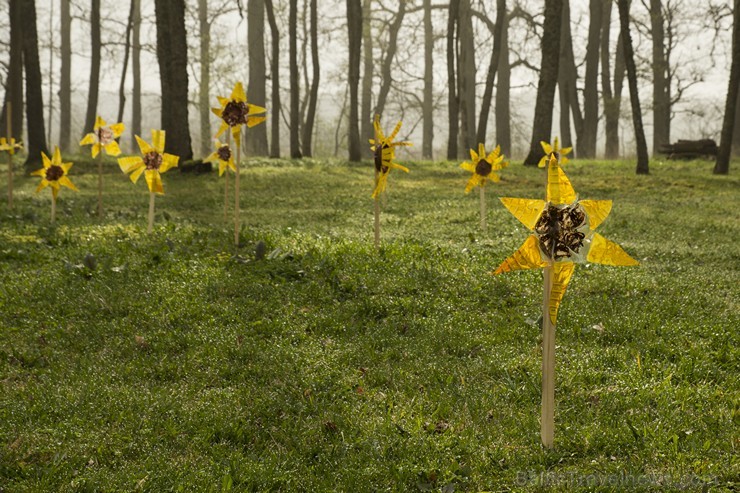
xmin=0 ymin=155 xmax=738 ymax=492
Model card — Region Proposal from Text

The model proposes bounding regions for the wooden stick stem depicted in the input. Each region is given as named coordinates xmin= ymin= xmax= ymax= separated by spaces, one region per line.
xmin=479 ymin=185 xmax=486 ymax=231
xmin=224 ymin=132 xmax=230 ymax=222
xmin=374 ymin=172 xmax=380 ymax=248
xmin=97 ymin=153 xmax=103 ymax=219
xmin=51 ymin=194 xmax=56 ymax=224
xmin=147 ymin=191 xmax=155 ymax=234
xmin=541 ymin=264 xmax=555 ymax=448
xmin=6 ymin=102 xmax=12 ymax=209
xmin=234 ymin=138 xmax=241 ymax=247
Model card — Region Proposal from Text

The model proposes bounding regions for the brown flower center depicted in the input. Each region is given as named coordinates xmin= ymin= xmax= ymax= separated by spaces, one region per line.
xmin=374 ymin=143 xmax=390 ymax=173
xmin=97 ymin=127 xmax=114 ymax=145
xmin=217 ymin=145 xmax=232 ymax=161
xmin=475 ymin=159 xmax=492 ymax=177
xmin=221 ymin=100 xmax=250 ymax=127
xmin=535 ymin=203 xmax=586 ymax=260
xmin=45 ymin=165 xmax=64 ymax=182
xmin=143 ymin=151 xmax=162 ymax=170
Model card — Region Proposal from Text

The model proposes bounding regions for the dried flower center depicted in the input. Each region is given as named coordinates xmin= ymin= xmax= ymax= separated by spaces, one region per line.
xmin=475 ymin=159 xmax=492 ymax=177
xmin=374 ymin=143 xmax=390 ymax=173
xmin=222 ymin=100 xmax=250 ymax=127
xmin=98 ymin=127 xmax=114 ymax=145
xmin=45 ymin=165 xmax=64 ymax=182
xmin=144 ymin=151 xmax=162 ymax=170
xmin=217 ymin=145 xmax=232 ymax=161
xmin=535 ymin=203 xmax=586 ymax=260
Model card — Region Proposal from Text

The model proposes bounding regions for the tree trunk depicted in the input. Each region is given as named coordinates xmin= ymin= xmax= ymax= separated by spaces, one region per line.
xmin=361 ymin=0 xmax=373 ymax=158
xmin=131 ymin=0 xmax=141 ymax=149
xmin=59 ymin=0 xmax=71 ymax=151
xmin=558 ymin=0 xmax=573 ymax=149
xmin=116 ymin=0 xmax=135 ymax=125
xmin=289 ymin=0 xmax=302 ymax=158
xmin=83 ymin=0 xmax=101 ymax=136
xmin=476 ymin=1 xmax=504 ymax=145
xmin=601 ymin=0 xmax=624 ymax=159
xmin=46 ymin=0 xmax=54 ymax=145
xmin=495 ymin=5 xmax=511 ymax=156
xmin=523 ymin=0 xmax=563 ymax=165
xmin=733 ymin=89 xmax=740 ymax=157
xmin=650 ymin=0 xmax=670 ymax=155
xmin=458 ymin=0 xmax=476 ymax=155
xmin=247 ymin=0 xmax=269 ymax=156
xmin=21 ymin=0 xmax=48 ymax=166
xmin=1 ymin=0 xmax=23 ymax=142
xmin=265 ymin=0 xmax=281 ymax=158
xmin=714 ymin=0 xmax=739 ymax=174
xmin=198 ymin=0 xmax=211 ymax=157
xmin=422 ymin=0 xmax=433 ymax=159
xmin=446 ymin=1 xmax=459 ymax=160
xmin=374 ymin=2 xmax=406 ymax=119
xmin=301 ymin=0 xmax=319 ymax=157
xmin=617 ymin=0 xmax=649 ymax=174
xmin=154 ymin=0 xmax=193 ymax=160
xmin=346 ymin=0 xmax=362 ymax=162
xmin=579 ymin=0 xmax=602 ymax=158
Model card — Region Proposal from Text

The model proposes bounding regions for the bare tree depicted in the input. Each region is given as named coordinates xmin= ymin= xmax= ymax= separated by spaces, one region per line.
xmin=154 ymin=0 xmax=193 ymax=160
xmin=601 ymin=0 xmax=625 ymax=159
xmin=496 ymin=0 xmax=511 ymax=156
xmin=248 ymin=0 xmax=269 ymax=156
xmin=82 ymin=0 xmax=101 ymax=136
xmin=131 ymin=0 xmax=141 ymax=150
xmin=579 ymin=0 xmax=602 ymax=158
xmin=458 ymin=0 xmax=476 ymax=154
xmin=374 ymin=2 xmax=406 ymax=119
xmin=21 ymin=0 xmax=48 ymax=166
xmin=347 ymin=0 xmax=362 ymax=162
xmin=361 ymin=0 xmax=373 ymax=157
xmin=446 ymin=1 xmax=459 ymax=159
xmin=734 ymin=91 xmax=740 ymax=156
xmin=59 ymin=0 xmax=71 ymax=151
xmin=476 ymin=1 xmax=504 ymax=146
xmin=618 ymin=0 xmax=649 ymax=174
xmin=0 ymin=0 xmax=23 ymax=143
xmin=302 ymin=0 xmax=319 ymax=157
xmin=198 ymin=0 xmax=210 ymax=156
xmin=648 ymin=0 xmax=670 ymax=153
xmin=714 ymin=0 xmax=739 ymax=174
xmin=523 ymin=0 xmax=563 ymax=165
xmin=265 ymin=0 xmax=280 ymax=158
xmin=422 ymin=0 xmax=433 ymax=159
xmin=558 ymin=0 xmax=575 ymax=150
xmin=289 ymin=0 xmax=302 ymax=158
xmin=116 ymin=0 xmax=135 ymax=125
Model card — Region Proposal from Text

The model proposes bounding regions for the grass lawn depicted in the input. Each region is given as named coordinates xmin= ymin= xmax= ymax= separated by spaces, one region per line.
xmin=0 ymin=155 xmax=738 ymax=492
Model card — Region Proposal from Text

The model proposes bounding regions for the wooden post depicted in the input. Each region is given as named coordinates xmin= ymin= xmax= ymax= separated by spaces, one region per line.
xmin=147 ymin=191 xmax=155 ymax=233
xmin=224 ymin=132 xmax=230 ymax=222
xmin=97 ymin=153 xmax=103 ymax=219
xmin=479 ymin=185 xmax=486 ymax=231
xmin=51 ymin=194 xmax=57 ymax=224
xmin=541 ymin=264 xmax=555 ymax=448
xmin=6 ymin=102 xmax=13 ymax=209
xmin=373 ymin=123 xmax=380 ymax=248
xmin=234 ymin=138 xmax=241 ymax=247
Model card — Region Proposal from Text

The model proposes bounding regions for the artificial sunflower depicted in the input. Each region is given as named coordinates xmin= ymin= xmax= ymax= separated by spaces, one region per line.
xmin=79 ymin=116 xmax=125 ymax=157
xmin=537 ymin=137 xmax=573 ymax=168
xmin=205 ymin=139 xmax=236 ymax=176
xmin=117 ymin=130 xmax=179 ymax=195
xmin=494 ymin=155 xmax=638 ymax=324
xmin=212 ymin=82 xmax=266 ymax=147
xmin=0 ymin=136 xmax=23 ymax=155
xmin=460 ymin=143 xmax=508 ymax=193
xmin=368 ymin=115 xmax=411 ymax=198
xmin=31 ymin=146 xmax=78 ymax=199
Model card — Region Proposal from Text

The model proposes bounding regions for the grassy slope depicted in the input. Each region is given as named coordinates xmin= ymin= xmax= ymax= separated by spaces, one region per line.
xmin=0 ymin=156 xmax=738 ymax=492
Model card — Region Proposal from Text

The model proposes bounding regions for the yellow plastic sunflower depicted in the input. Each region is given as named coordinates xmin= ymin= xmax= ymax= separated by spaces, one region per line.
xmin=537 ymin=137 xmax=573 ymax=168
xmin=117 ymin=130 xmax=179 ymax=194
xmin=0 ymin=136 xmax=23 ymax=155
xmin=205 ymin=139 xmax=236 ymax=176
xmin=212 ymin=82 xmax=266 ymax=147
xmin=494 ymin=155 xmax=638 ymax=324
xmin=368 ymin=115 xmax=412 ymax=198
xmin=79 ymin=116 xmax=125 ymax=157
xmin=460 ymin=143 xmax=508 ymax=193
xmin=31 ymin=147 xmax=78 ymax=198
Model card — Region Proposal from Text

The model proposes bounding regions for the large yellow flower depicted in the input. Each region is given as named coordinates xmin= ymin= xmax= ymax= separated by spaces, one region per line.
xmin=212 ymin=82 xmax=266 ymax=147
xmin=368 ymin=115 xmax=411 ymax=199
xmin=494 ymin=155 xmax=638 ymax=324
xmin=204 ymin=139 xmax=236 ymax=176
xmin=0 ymin=136 xmax=23 ymax=156
xmin=460 ymin=143 xmax=508 ymax=193
xmin=31 ymin=147 xmax=78 ymax=198
xmin=537 ymin=137 xmax=572 ymax=168
xmin=117 ymin=130 xmax=179 ymax=194
xmin=79 ymin=116 xmax=125 ymax=157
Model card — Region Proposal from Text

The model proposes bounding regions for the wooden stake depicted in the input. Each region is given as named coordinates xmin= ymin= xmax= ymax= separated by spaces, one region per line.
xmin=6 ymin=102 xmax=13 ymax=209
xmin=479 ymin=185 xmax=486 ymax=232
xmin=147 ymin=191 xmax=155 ymax=233
xmin=374 ymin=172 xmax=380 ymax=248
xmin=541 ymin=264 xmax=555 ymax=448
xmin=51 ymin=194 xmax=57 ymax=224
xmin=97 ymin=152 xmax=103 ymax=219
xmin=234 ymin=139 xmax=241 ymax=247
xmin=224 ymin=132 xmax=230 ymax=222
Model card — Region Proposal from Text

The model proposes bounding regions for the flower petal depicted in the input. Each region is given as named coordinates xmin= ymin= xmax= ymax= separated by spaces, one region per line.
xmin=160 ymin=153 xmax=179 ymax=173
xmin=135 ymin=135 xmax=153 ymax=155
xmin=52 ymin=147 xmax=63 ymax=166
xmin=59 ymin=176 xmax=78 ymax=192
xmin=92 ymin=143 xmax=101 ymax=158
xmin=145 ymin=169 xmax=164 ymax=194
xmin=460 ymin=161 xmax=475 ymax=173
xmin=541 ymin=141 xmax=553 ymax=155
xmin=118 ymin=156 xmax=145 ymax=174
xmin=549 ymin=262 xmax=575 ymax=324
xmin=111 ymin=122 xmax=125 ymax=138
xmin=493 ymin=235 xmax=548 ymax=274
xmin=94 ymin=115 xmax=106 ymax=130
xmin=247 ymin=103 xmax=267 ymax=115
xmin=231 ymin=82 xmax=246 ymax=102
xmin=246 ymin=116 xmax=266 ymax=128
xmin=546 ymin=157 xmax=577 ymax=205
xmin=586 ymin=233 xmax=639 ymax=266
xmin=130 ymin=164 xmax=146 ymax=184
xmin=41 ymin=151 xmax=51 ymax=168
xmin=80 ymin=133 xmax=96 ymax=146
xmin=580 ymin=200 xmax=612 ymax=230
xmin=500 ymin=198 xmax=546 ymax=230
xmin=104 ymin=141 xmax=121 ymax=156
xmin=151 ymin=130 xmax=166 ymax=154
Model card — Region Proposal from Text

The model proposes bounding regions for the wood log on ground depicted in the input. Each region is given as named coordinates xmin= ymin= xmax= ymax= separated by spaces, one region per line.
xmin=657 ymin=139 xmax=718 ymax=159
xmin=179 ymin=159 xmax=212 ymax=173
